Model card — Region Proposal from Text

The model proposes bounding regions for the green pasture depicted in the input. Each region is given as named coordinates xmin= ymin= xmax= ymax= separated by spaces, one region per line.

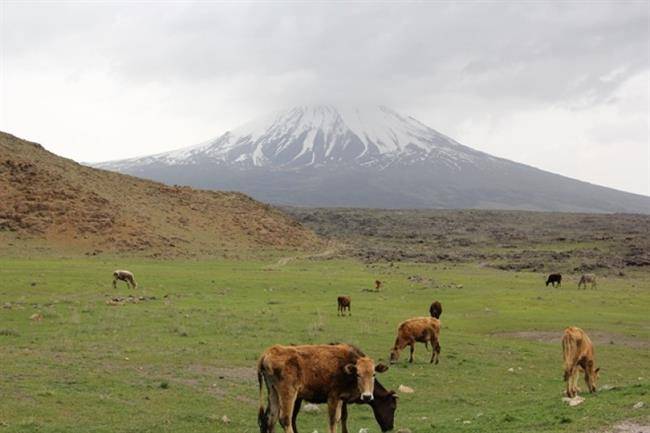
xmin=0 ymin=257 xmax=648 ymax=432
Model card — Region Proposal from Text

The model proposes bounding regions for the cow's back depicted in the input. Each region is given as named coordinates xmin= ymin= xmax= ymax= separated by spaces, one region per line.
xmin=259 ymin=344 xmax=361 ymax=402
xmin=399 ymin=317 xmax=440 ymax=339
xmin=564 ymin=327 xmax=594 ymax=360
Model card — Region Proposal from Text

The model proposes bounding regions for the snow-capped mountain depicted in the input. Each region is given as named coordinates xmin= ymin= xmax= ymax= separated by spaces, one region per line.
xmin=95 ymin=105 xmax=650 ymax=213
xmin=99 ymin=105 xmax=494 ymax=170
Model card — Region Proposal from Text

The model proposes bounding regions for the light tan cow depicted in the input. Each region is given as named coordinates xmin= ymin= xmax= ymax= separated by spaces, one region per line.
xmin=257 ymin=343 xmax=389 ymax=433
xmin=562 ymin=327 xmax=600 ymax=397
xmin=389 ymin=316 xmax=441 ymax=364
xmin=112 ymin=270 xmax=137 ymax=289
xmin=578 ymin=274 xmax=597 ymax=289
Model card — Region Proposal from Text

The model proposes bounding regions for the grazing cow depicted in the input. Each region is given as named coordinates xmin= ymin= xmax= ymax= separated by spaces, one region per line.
xmin=546 ymin=273 xmax=562 ymax=287
xmin=337 ymin=296 xmax=351 ymax=316
xmin=375 ymin=280 xmax=382 ymax=291
xmin=578 ymin=274 xmax=597 ymax=289
xmin=257 ymin=343 xmax=390 ymax=433
xmin=290 ymin=378 xmax=397 ymax=433
xmin=562 ymin=327 xmax=600 ymax=397
xmin=429 ymin=301 xmax=443 ymax=319
xmin=112 ymin=270 xmax=137 ymax=289
xmin=389 ymin=317 xmax=441 ymax=364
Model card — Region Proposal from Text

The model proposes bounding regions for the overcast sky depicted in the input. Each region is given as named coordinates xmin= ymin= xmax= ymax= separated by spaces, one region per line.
xmin=1 ymin=1 xmax=648 ymax=195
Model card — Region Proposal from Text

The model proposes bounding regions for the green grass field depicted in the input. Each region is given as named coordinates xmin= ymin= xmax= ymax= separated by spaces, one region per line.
xmin=1 ymin=257 xmax=648 ymax=432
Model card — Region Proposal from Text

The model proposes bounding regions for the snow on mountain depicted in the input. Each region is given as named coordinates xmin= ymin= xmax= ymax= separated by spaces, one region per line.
xmin=98 ymin=105 xmax=494 ymax=170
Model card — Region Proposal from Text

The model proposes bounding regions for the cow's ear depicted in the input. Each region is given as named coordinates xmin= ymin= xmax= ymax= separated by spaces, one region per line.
xmin=344 ymin=364 xmax=357 ymax=375
xmin=375 ymin=363 xmax=389 ymax=373
xmin=595 ymin=367 xmax=600 ymax=373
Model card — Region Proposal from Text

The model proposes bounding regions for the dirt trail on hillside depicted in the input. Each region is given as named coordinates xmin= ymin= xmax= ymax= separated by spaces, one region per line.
xmin=268 ymin=243 xmax=339 ymax=268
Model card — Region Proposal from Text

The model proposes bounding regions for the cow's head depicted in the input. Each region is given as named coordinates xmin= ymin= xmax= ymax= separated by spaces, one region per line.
xmin=345 ymin=357 xmax=389 ymax=402
xmin=368 ymin=380 xmax=398 ymax=432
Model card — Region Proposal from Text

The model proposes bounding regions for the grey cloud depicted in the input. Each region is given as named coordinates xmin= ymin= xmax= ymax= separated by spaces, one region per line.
xmin=2 ymin=1 xmax=648 ymax=194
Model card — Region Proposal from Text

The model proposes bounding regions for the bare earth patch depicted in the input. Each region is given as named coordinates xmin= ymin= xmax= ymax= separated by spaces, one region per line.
xmin=595 ymin=421 xmax=650 ymax=433
xmin=493 ymin=331 xmax=649 ymax=349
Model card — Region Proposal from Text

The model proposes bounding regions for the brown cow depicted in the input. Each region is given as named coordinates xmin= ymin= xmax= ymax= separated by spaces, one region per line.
xmin=562 ymin=327 xmax=600 ymax=397
xmin=429 ymin=301 xmax=443 ymax=319
xmin=389 ymin=317 xmax=441 ymax=364
xmin=375 ymin=280 xmax=382 ymax=291
xmin=258 ymin=343 xmax=390 ymax=433
xmin=337 ymin=296 xmax=351 ymax=316
xmin=578 ymin=274 xmax=597 ymax=289
xmin=112 ymin=270 xmax=137 ymax=289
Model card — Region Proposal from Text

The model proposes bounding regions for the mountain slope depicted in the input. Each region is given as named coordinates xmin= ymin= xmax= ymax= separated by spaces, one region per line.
xmin=96 ymin=105 xmax=650 ymax=213
xmin=0 ymin=132 xmax=321 ymax=256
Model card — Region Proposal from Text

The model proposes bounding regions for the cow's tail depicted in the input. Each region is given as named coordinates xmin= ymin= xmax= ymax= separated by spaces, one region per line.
xmin=257 ymin=356 xmax=268 ymax=433
xmin=562 ymin=331 xmax=576 ymax=380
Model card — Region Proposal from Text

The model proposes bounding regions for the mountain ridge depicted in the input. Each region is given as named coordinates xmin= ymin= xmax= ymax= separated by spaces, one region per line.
xmin=93 ymin=105 xmax=650 ymax=214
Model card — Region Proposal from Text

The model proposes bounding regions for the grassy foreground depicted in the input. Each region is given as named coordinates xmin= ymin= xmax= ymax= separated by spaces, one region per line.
xmin=0 ymin=257 xmax=648 ymax=433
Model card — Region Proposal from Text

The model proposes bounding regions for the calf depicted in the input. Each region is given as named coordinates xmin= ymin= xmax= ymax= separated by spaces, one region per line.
xmin=389 ymin=317 xmax=441 ymax=364
xmin=546 ymin=273 xmax=562 ymax=287
xmin=112 ymin=270 xmax=137 ymax=289
xmin=258 ymin=343 xmax=390 ymax=433
xmin=578 ymin=274 xmax=597 ymax=289
xmin=429 ymin=300 xmax=443 ymax=319
xmin=562 ymin=327 xmax=600 ymax=397
xmin=337 ymin=296 xmax=351 ymax=316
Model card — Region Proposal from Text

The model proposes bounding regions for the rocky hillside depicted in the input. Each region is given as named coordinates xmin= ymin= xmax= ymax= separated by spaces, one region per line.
xmin=0 ymin=132 xmax=321 ymax=256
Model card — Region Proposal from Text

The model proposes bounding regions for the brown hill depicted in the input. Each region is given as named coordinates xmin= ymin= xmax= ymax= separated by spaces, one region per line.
xmin=0 ymin=132 xmax=322 ymax=256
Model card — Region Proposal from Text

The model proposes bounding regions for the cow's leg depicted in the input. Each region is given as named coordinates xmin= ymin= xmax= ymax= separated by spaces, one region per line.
xmin=564 ymin=365 xmax=576 ymax=397
xmin=430 ymin=336 xmax=440 ymax=364
xmin=348 ymin=306 xmax=351 ymax=316
xmin=326 ymin=398 xmax=342 ymax=433
xmin=408 ymin=342 xmax=415 ymax=363
xmin=291 ymin=398 xmax=302 ymax=433
xmin=340 ymin=403 xmax=349 ymax=433
xmin=113 ymin=276 xmax=117 ymax=289
xmin=567 ymin=364 xmax=582 ymax=397
xmin=572 ymin=368 xmax=582 ymax=395
xmin=575 ymin=369 xmax=583 ymax=394
xmin=263 ymin=383 xmax=281 ymax=433
xmin=278 ymin=387 xmax=298 ymax=433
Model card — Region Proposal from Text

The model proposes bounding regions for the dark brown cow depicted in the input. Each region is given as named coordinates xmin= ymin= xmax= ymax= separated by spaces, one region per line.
xmin=375 ymin=280 xmax=382 ymax=291
xmin=290 ymin=378 xmax=397 ymax=433
xmin=112 ymin=270 xmax=137 ymax=289
xmin=337 ymin=296 xmax=351 ymax=316
xmin=429 ymin=300 xmax=443 ymax=319
xmin=562 ymin=327 xmax=600 ymax=397
xmin=258 ymin=344 xmax=390 ymax=433
xmin=389 ymin=317 xmax=441 ymax=364
xmin=546 ymin=273 xmax=562 ymax=287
